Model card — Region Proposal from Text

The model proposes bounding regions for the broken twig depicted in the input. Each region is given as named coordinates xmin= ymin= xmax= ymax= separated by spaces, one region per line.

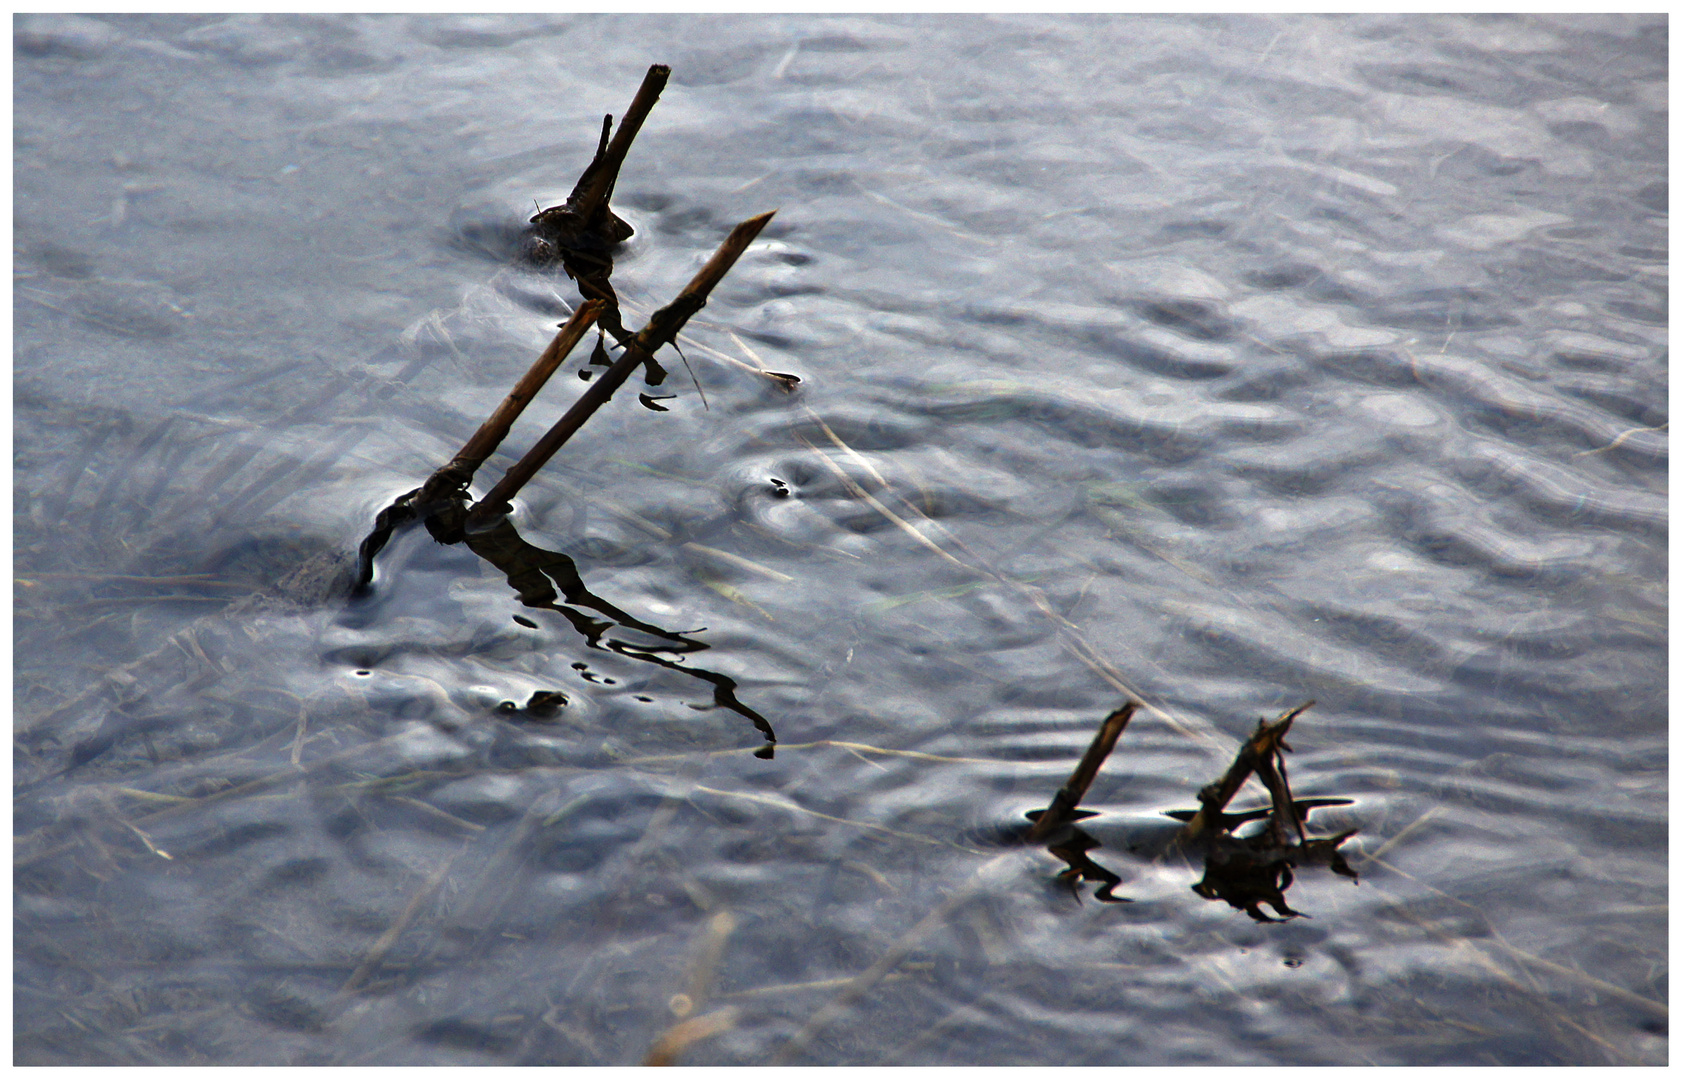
xmin=574 ymin=63 xmax=670 ymax=229
xmin=1024 ymin=702 xmax=1136 ymax=843
xmin=531 ymin=64 xmax=671 ymax=341
xmin=1177 ymin=700 xmax=1314 ymax=843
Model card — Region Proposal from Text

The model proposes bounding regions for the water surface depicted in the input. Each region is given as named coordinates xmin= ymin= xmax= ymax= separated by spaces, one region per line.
xmin=14 ymin=13 xmax=1667 ymax=1066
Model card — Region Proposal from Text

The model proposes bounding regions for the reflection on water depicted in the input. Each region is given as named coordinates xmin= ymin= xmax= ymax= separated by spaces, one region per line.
xmin=438 ymin=503 xmax=776 ymax=754
xmin=15 ymin=12 xmax=1667 ymax=1067
xmin=1185 ymin=799 xmax=1358 ymax=923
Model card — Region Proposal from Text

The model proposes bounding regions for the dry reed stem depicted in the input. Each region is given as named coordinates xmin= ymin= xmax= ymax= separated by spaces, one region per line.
xmin=573 ymin=65 xmax=670 ymax=228
xmin=1544 ymin=1011 xmax=1645 ymax=1066
xmin=1493 ymin=946 xmax=1668 ymax=1021
xmin=721 ymin=972 xmax=917 ymax=999
xmin=1573 ymin=420 xmax=1667 ymax=458
xmin=642 ymin=1007 xmax=739 ymax=1066
xmin=1356 ymin=804 xmax=1441 ymax=865
xmin=619 ymin=739 xmax=1005 ymax=768
xmin=1023 ymin=702 xmax=1136 ymax=843
xmin=682 ymin=542 xmax=796 ymax=583
xmin=1176 ymin=701 xmax=1313 ymax=842
xmin=385 ymin=794 xmax=487 ymax=834
xmin=673 ymin=330 xmax=799 ymax=387
xmin=796 ymin=432 xmax=982 ymax=575
xmin=467 ymin=211 xmax=776 ymax=526
xmin=722 ymin=328 xmax=803 ymax=384
xmin=110 ymin=786 xmax=193 ymax=805
xmin=289 ymin=700 xmax=310 ymax=766
xmin=433 ymin=299 xmax=603 ymax=486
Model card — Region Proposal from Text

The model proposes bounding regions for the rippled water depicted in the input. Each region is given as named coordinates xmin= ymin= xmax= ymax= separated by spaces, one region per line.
xmin=14 ymin=13 xmax=1667 ymax=1066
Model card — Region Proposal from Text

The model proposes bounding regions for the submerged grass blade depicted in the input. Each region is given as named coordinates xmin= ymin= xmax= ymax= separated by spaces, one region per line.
xmin=771 ymin=851 xmax=1025 ymax=1064
xmin=795 ymin=403 xmax=1222 ymax=749
xmin=688 ymin=784 xmax=979 ymax=853
xmin=340 ymin=839 xmax=470 ymax=994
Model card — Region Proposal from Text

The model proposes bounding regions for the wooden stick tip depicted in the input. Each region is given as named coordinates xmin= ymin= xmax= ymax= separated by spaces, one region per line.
xmin=727 ymin=210 xmax=777 ymax=243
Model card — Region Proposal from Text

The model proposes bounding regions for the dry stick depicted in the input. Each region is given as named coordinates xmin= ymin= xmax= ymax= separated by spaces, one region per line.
xmin=421 ymin=300 xmax=603 ymax=496
xmin=1252 ymin=733 xmax=1307 ymax=845
xmin=1024 ymin=702 xmax=1138 ymax=843
xmin=574 ymin=64 xmax=671 ymax=226
xmin=1176 ymin=700 xmax=1314 ymax=843
xmin=466 ymin=211 xmax=777 ymax=527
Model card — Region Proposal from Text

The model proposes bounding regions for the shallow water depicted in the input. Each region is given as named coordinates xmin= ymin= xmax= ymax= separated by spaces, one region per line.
xmin=14 ymin=13 xmax=1667 ymax=1066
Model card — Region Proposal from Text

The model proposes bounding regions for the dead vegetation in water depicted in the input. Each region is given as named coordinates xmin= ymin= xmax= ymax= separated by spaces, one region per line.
xmin=14 ymin=64 xmax=1664 ymax=1070
xmin=765 ymin=699 xmax=1364 ymax=1063
xmin=14 ymin=690 xmax=1665 ymax=1066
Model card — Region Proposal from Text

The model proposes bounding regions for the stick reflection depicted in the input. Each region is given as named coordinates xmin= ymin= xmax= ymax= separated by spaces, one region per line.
xmin=361 ymin=500 xmax=779 ymax=758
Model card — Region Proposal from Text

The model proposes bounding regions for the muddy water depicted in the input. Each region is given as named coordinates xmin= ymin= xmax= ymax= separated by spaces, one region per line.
xmin=14 ymin=14 xmax=1666 ymax=1065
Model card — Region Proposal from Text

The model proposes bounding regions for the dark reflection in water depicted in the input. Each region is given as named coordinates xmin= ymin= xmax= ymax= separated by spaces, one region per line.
xmin=441 ymin=503 xmax=777 ymax=755
xmin=342 ymin=483 xmax=779 ymax=758
xmin=1025 ymin=809 xmax=1129 ymax=904
xmin=1174 ymin=799 xmax=1358 ymax=922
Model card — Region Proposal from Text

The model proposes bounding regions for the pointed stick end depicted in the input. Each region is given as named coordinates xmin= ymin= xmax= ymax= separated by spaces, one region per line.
xmin=731 ymin=209 xmax=777 ymax=239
